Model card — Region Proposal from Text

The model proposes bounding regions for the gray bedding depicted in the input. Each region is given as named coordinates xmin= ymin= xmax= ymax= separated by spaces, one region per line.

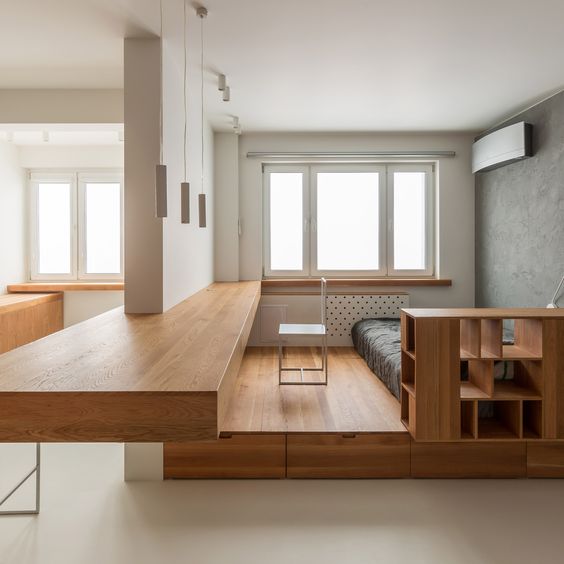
xmin=351 ymin=319 xmax=402 ymax=399
xmin=352 ymin=318 xmax=516 ymax=402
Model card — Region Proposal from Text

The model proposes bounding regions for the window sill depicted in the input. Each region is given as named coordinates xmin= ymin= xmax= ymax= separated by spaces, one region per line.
xmin=261 ymin=278 xmax=452 ymax=289
xmin=7 ymin=282 xmax=125 ymax=293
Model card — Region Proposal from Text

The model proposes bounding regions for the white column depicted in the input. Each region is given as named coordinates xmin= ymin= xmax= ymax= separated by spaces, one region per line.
xmin=123 ymin=443 xmax=164 ymax=481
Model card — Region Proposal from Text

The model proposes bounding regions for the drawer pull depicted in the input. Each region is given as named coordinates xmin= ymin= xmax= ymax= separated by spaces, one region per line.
xmin=342 ymin=433 xmax=357 ymax=439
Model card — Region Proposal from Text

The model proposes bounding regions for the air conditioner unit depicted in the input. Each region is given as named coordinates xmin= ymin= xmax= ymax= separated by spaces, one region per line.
xmin=472 ymin=121 xmax=532 ymax=173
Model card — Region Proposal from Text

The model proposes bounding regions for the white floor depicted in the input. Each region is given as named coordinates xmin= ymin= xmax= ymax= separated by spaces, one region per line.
xmin=1 ymin=444 xmax=564 ymax=564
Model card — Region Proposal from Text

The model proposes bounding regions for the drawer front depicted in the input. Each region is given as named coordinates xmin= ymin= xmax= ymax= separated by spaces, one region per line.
xmin=287 ymin=433 xmax=410 ymax=478
xmin=411 ymin=441 xmax=526 ymax=478
xmin=527 ymin=441 xmax=564 ymax=478
xmin=164 ymin=434 xmax=286 ymax=479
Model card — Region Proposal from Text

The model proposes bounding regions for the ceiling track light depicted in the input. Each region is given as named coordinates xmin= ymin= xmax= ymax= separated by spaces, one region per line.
xmin=218 ymin=74 xmax=226 ymax=91
xmin=222 ymin=85 xmax=230 ymax=102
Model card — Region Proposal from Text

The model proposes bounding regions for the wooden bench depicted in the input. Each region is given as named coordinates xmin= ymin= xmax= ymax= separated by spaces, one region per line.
xmin=0 ymin=293 xmax=63 ymax=354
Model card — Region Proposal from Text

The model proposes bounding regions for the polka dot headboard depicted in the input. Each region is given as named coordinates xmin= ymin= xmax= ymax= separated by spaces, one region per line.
xmin=326 ymin=293 xmax=409 ymax=345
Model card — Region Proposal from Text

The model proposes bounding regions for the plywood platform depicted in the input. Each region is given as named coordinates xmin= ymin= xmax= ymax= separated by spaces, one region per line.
xmin=221 ymin=347 xmax=406 ymax=434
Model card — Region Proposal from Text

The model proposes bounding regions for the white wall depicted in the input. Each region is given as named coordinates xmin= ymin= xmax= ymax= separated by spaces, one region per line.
xmin=18 ymin=143 xmax=125 ymax=324
xmin=0 ymin=142 xmax=26 ymax=294
xmin=161 ymin=0 xmax=215 ymax=311
xmin=234 ymin=132 xmax=476 ymax=345
xmin=238 ymin=132 xmax=476 ymax=306
xmin=19 ymin=145 xmax=123 ymax=169
xmin=63 ymin=291 xmax=124 ymax=327
xmin=124 ymin=2 xmax=216 ymax=313
xmin=214 ymin=132 xmax=239 ymax=281
xmin=124 ymin=38 xmax=164 ymax=314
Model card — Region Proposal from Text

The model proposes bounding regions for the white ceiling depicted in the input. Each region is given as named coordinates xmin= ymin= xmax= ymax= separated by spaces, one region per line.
xmin=1 ymin=0 xmax=564 ymax=132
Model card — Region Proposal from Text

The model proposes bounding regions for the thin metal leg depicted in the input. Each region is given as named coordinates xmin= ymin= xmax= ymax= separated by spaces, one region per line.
xmin=278 ymin=338 xmax=282 ymax=385
xmin=0 ymin=443 xmax=41 ymax=516
xmin=323 ymin=333 xmax=328 ymax=385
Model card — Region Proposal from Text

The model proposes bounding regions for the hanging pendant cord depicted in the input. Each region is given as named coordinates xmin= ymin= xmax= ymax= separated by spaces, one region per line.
xmin=159 ymin=0 xmax=164 ymax=165
xmin=183 ymin=0 xmax=187 ymax=181
xmin=200 ymin=11 xmax=204 ymax=194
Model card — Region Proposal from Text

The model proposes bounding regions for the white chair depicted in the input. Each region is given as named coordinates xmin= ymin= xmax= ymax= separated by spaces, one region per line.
xmin=278 ymin=278 xmax=328 ymax=385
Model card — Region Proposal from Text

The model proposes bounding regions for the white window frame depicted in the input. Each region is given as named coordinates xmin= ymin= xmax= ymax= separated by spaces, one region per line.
xmin=263 ymin=163 xmax=436 ymax=278
xmin=263 ymin=165 xmax=310 ymax=277
xmin=386 ymin=164 xmax=434 ymax=277
xmin=29 ymin=172 xmax=78 ymax=281
xmin=310 ymin=163 xmax=387 ymax=277
xmin=77 ymin=172 xmax=124 ymax=280
xmin=30 ymin=170 xmax=124 ymax=281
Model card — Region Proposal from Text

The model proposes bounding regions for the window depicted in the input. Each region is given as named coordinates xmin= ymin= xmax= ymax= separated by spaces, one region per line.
xmin=30 ymin=171 xmax=123 ymax=280
xmin=263 ymin=164 xmax=434 ymax=277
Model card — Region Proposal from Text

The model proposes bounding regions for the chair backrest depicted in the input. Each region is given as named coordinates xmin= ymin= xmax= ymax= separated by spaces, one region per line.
xmin=320 ymin=277 xmax=327 ymax=325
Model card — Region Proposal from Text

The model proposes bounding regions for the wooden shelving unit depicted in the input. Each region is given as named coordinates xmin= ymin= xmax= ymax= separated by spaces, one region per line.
xmin=400 ymin=308 xmax=564 ymax=442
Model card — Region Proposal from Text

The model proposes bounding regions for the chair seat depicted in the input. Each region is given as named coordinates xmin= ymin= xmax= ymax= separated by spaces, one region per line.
xmin=279 ymin=323 xmax=326 ymax=336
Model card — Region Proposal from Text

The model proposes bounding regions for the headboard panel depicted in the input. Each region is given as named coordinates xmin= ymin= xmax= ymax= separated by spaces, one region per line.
xmin=326 ymin=293 xmax=409 ymax=345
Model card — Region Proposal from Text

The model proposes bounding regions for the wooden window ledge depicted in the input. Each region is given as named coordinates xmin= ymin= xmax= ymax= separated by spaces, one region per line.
xmin=261 ymin=278 xmax=452 ymax=289
xmin=7 ymin=282 xmax=125 ymax=293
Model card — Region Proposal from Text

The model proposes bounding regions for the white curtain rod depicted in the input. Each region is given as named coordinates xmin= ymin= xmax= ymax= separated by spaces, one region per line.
xmin=246 ymin=151 xmax=456 ymax=159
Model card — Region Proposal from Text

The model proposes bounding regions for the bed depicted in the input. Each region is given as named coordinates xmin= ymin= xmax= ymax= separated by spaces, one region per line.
xmin=351 ymin=318 xmax=515 ymax=401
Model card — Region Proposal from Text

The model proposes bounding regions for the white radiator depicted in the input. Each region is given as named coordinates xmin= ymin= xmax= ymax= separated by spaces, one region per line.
xmin=326 ymin=293 xmax=409 ymax=345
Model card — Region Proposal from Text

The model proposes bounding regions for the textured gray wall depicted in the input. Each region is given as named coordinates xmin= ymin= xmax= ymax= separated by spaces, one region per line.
xmin=476 ymin=90 xmax=564 ymax=307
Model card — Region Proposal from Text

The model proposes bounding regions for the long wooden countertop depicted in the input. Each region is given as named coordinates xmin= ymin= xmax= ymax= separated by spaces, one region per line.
xmin=0 ymin=281 xmax=261 ymax=442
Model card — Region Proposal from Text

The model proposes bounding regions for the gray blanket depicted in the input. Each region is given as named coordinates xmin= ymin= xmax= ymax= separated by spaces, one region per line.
xmin=351 ymin=318 xmax=402 ymax=399
xmin=352 ymin=318 xmax=516 ymax=404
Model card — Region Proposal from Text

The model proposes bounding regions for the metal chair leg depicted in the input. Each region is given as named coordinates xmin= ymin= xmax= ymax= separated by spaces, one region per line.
xmin=0 ymin=443 xmax=41 ymax=516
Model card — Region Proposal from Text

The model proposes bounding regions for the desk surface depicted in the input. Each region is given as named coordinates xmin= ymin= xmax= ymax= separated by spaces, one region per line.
xmin=0 ymin=281 xmax=260 ymax=393
xmin=0 ymin=281 xmax=261 ymax=442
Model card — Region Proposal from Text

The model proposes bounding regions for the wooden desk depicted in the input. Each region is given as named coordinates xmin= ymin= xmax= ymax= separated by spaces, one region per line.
xmin=0 ymin=282 xmax=260 ymax=443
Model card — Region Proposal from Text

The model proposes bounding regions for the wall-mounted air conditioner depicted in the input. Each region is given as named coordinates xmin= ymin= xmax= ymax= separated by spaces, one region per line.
xmin=472 ymin=121 xmax=533 ymax=173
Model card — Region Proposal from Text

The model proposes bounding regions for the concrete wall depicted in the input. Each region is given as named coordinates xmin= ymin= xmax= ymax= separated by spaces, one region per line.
xmin=0 ymin=142 xmax=26 ymax=294
xmin=476 ymin=90 xmax=564 ymax=307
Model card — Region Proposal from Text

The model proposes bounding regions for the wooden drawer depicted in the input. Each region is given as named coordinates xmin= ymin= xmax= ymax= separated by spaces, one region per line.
xmin=527 ymin=441 xmax=564 ymax=478
xmin=287 ymin=433 xmax=410 ymax=478
xmin=411 ymin=441 xmax=526 ymax=478
xmin=163 ymin=434 xmax=286 ymax=479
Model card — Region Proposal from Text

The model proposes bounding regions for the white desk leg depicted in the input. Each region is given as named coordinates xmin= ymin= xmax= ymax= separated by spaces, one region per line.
xmin=124 ymin=443 xmax=163 ymax=481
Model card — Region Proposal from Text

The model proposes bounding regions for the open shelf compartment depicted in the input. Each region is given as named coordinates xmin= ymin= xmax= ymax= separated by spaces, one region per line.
xmin=461 ymin=400 xmax=478 ymax=439
xmin=477 ymin=400 xmax=522 ymax=439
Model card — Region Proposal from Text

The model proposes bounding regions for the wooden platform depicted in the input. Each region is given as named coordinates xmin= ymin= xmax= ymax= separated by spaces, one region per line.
xmin=221 ymin=347 xmax=406 ymax=434
xmin=0 ymin=281 xmax=260 ymax=442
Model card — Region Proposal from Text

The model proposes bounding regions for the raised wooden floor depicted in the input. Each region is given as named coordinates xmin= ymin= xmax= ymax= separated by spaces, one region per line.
xmin=221 ymin=347 xmax=406 ymax=434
